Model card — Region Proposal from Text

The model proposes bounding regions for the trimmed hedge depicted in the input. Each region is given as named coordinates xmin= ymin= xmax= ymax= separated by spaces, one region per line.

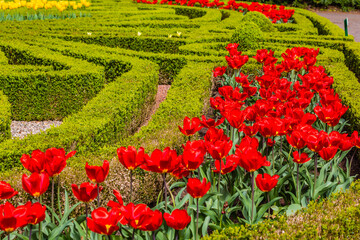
xmin=204 ymin=180 xmax=360 ymax=239
xmin=0 ymin=90 xmax=11 ymax=143
xmin=0 ymin=54 xmax=159 ymax=171
xmin=0 ymin=40 xmax=105 ymax=121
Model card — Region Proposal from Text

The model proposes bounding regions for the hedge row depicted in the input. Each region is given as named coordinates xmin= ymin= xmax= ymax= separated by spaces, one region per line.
xmin=0 ymin=40 xmax=105 ymax=121
xmin=204 ymin=180 xmax=360 ymax=239
xmin=0 ymin=53 xmax=159 ymax=171
xmin=0 ymin=90 xmax=11 ymax=143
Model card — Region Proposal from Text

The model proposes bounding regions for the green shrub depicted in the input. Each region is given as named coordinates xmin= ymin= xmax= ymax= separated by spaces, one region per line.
xmin=0 ymin=90 xmax=11 ymax=143
xmin=231 ymin=22 xmax=264 ymax=51
xmin=242 ymin=11 xmax=276 ymax=32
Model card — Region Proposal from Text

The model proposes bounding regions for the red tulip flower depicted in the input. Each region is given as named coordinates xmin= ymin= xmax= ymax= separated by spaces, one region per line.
xmin=117 ymin=146 xmax=145 ymax=171
xmin=44 ymin=148 xmax=76 ymax=177
xmin=85 ymin=160 xmax=110 ymax=183
xmin=255 ymin=173 xmax=279 ymax=192
xmin=141 ymin=147 xmax=179 ymax=174
xmin=137 ymin=208 xmax=163 ymax=231
xmin=22 ymin=172 xmax=50 ymax=198
xmin=0 ymin=202 xmax=28 ymax=233
xmin=107 ymin=189 xmax=124 ymax=209
xmin=213 ymin=155 xmax=239 ymax=175
xmin=314 ymin=101 xmax=348 ymax=127
xmin=87 ymin=207 xmax=121 ymax=235
xmin=170 ymin=163 xmax=190 ymax=179
xmin=225 ymin=43 xmax=240 ymax=56
xmin=225 ymin=54 xmax=249 ymax=70
xmin=213 ymin=66 xmax=227 ymax=77
xmin=178 ymin=116 xmax=203 ymax=136
xmin=319 ymin=146 xmax=338 ymax=161
xmin=20 ymin=149 xmax=46 ymax=173
xmin=72 ymin=182 xmax=102 ymax=203
xmin=181 ymin=140 xmax=206 ymax=171
xmin=351 ymin=131 xmax=360 ymax=148
xmin=24 ymin=202 xmax=46 ymax=225
xmin=292 ymin=151 xmax=311 ymax=164
xmin=186 ymin=178 xmax=211 ymax=198
xmin=0 ymin=181 xmax=18 ymax=200
xmin=286 ymin=131 xmax=307 ymax=149
xmin=164 ymin=209 xmax=191 ymax=230
xmin=120 ymin=203 xmax=154 ymax=229
xmin=199 ymin=115 xmax=224 ymax=128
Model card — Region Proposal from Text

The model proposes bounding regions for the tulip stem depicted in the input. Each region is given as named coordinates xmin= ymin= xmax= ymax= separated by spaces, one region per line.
xmin=29 ymin=224 xmax=32 ymax=240
xmin=218 ymin=158 xmax=222 ymax=216
xmin=132 ymin=228 xmax=135 ymax=240
xmin=8 ymin=234 xmax=10 ymax=240
xmin=196 ymin=198 xmax=199 ymax=240
xmin=163 ymin=173 xmax=168 ymax=211
xmin=313 ymin=154 xmax=318 ymax=199
xmin=130 ymin=170 xmax=133 ymax=203
xmin=108 ymin=235 xmax=112 ymax=240
xmin=297 ymin=163 xmax=300 ymax=203
xmin=175 ymin=230 xmax=179 ymax=240
xmin=97 ymin=183 xmax=100 ymax=208
xmin=153 ymin=231 xmax=156 ymax=240
xmin=58 ymin=175 xmax=62 ymax=219
xmin=272 ymin=137 xmax=275 ymax=174
xmin=267 ymin=193 xmax=270 ymax=219
xmin=251 ymin=172 xmax=254 ymax=224
xmin=85 ymin=203 xmax=88 ymax=240
xmin=52 ymin=177 xmax=55 ymax=223
xmin=39 ymin=196 xmax=43 ymax=240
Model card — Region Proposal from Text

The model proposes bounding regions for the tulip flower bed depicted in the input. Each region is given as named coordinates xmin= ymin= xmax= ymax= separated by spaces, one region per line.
xmin=0 ymin=0 xmax=91 ymax=21
xmin=1 ymin=43 xmax=359 ymax=239
xmin=136 ymin=0 xmax=295 ymax=24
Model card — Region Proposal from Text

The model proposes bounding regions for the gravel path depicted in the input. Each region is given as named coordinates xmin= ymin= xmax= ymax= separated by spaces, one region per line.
xmin=10 ymin=85 xmax=170 ymax=139
xmin=314 ymin=11 xmax=360 ymax=42
xmin=11 ymin=121 xmax=62 ymax=139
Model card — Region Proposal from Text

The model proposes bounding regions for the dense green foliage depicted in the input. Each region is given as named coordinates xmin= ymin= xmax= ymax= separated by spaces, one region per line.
xmin=231 ymin=22 xmax=264 ymax=50
xmin=249 ymin=0 xmax=360 ymax=10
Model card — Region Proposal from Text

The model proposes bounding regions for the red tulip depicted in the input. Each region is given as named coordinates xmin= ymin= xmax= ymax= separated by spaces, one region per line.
xmin=170 ymin=163 xmax=190 ymax=179
xmin=318 ymin=146 xmax=338 ymax=161
xmin=22 ymin=172 xmax=50 ymax=198
xmin=24 ymin=202 xmax=46 ymax=225
xmin=292 ymin=151 xmax=311 ymax=164
xmin=213 ymin=155 xmax=239 ymax=175
xmin=225 ymin=54 xmax=249 ymax=70
xmin=225 ymin=43 xmax=240 ymax=56
xmin=120 ymin=203 xmax=146 ymax=226
xmin=44 ymin=148 xmax=76 ymax=177
xmin=164 ymin=209 xmax=191 ymax=230
xmin=137 ymin=208 xmax=163 ymax=231
xmin=87 ymin=207 xmax=121 ymax=235
xmin=186 ymin=178 xmax=211 ymax=198
xmin=107 ymin=189 xmax=124 ymax=209
xmin=237 ymin=148 xmax=270 ymax=172
xmin=351 ymin=131 xmax=360 ymax=148
xmin=314 ymin=101 xmax=348 ymax=127
xmin=205 ymin=139 xmax=232 ymax=160
xmin=255 ymin=173 xmax=279 ymax=192
xmin=85 ymin=160 xmax=110 ymax=183
xmin=286 ymin=131 xmax=307 ymax=149
xmin=199 ymin=115 xmax=224 ymax=128
xmin=72 ymin=182 xmax=101 ymax=203
xmin=0 ymin=181 xmax=18 ymax=200
xmin=181 ymin=140 xmax=206 ymax=171
xmin=213 ymin=66 xmax=227 ymax=77
xmin=141 ymin=147 xmax=179 ymax=174
xmin=0 ymin=202 xmax=28 ymax=233
xmin=20 ymin=149 xmax=46 ymax=173
xmin=178 ymin=116 xmax=203 ymax=136
xmin=117 ymin=146 xmax=145 ymax=171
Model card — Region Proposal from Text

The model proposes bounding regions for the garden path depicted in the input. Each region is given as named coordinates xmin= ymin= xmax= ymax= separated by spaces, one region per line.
xmin=314 ymin=10 xmax=360 ymax=41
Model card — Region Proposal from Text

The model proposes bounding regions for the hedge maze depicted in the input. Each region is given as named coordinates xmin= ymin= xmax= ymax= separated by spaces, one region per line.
xmin=1 ymin=0 xmax=360 ymax=204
